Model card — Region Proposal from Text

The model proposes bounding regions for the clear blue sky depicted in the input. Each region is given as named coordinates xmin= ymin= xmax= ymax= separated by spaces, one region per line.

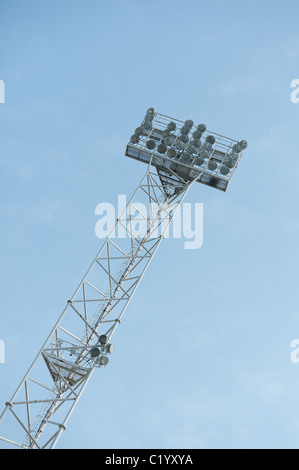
xmin=1 ymin=0 xmax=299 ymax=449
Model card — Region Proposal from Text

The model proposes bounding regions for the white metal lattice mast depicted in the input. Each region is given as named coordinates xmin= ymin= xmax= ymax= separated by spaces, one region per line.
xmin=0 ymin=109 xmax=247 ymax=449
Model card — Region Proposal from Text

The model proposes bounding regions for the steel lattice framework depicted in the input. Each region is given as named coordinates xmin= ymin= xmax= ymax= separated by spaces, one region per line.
xmin=0 ymin=109 xmax=247 ymax=449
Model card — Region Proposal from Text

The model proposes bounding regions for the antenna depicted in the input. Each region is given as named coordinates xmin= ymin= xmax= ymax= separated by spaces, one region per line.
xmin=0 ymin=108 xmax=247 ymax=449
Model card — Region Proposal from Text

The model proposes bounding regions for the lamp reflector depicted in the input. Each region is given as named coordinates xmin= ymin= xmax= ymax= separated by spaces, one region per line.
xmin=220 ymin=165 xmax=230 ymax=175
xmin=99 ymin=335 xmax=108 ymax=345
xmin=99 ymin=355 xmax=109 ymax=366
xmin=90 ymin=347 xmax=100 ymax=358
xmin=158 ymin=143 xmax=167 ymax=154
xmin=146 ymin=140 xmax=156 ymax=150
xmin=130 ymin=135 xmax=139 ymax=144
xmin=197 ymin=124 xmax=206 ymax=133
xmin=167 ymin=148 xmax=176 ymax=158
xmin=167 ymin=121 xmax=176 ymax=131
xmin=208 ymin=161 xmax=217 ymax=171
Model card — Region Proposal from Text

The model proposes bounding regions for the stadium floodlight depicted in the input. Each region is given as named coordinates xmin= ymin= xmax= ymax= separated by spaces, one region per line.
xmin=126 ymin=109 xmax=247 ymax=192
xmin=0 ymin=107 xmax=247 ymax=450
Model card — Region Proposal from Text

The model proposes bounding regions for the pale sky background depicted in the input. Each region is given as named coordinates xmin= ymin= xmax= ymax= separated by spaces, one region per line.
xmin=1 ymin=0 xmax=299 ymax=449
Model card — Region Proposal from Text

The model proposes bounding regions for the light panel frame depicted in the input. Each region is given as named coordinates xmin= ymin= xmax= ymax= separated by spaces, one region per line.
xmin=126 ymin=111 xmax=246 ymax=192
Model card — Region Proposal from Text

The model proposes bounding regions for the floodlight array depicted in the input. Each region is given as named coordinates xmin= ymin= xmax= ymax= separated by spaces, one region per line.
xmin=126 ymin=108 xmax=247 ymax=191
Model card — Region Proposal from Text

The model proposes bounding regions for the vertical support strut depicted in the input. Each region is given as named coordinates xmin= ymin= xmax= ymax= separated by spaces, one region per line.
xmin=0 ymin=155 xmax=201 ymax=449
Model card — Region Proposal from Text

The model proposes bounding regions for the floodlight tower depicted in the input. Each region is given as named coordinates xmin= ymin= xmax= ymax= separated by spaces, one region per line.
xmin=0 ymin=108 xmax=247 ymax=449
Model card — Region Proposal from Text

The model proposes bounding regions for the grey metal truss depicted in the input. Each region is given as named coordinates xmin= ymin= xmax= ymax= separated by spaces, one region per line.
xmin=0 ymin=154 xmax=204 ymax=449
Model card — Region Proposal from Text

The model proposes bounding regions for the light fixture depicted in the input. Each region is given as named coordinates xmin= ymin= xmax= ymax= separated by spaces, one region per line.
xmin=192 ymin=130 xmax=202 ymax=140
xmin=191 ymin=139 xmax=201 ymax=149
xmin=239 ymin=140 xmax=248 ymax=150
xmin=90 ymin=347 xmax=100 ymax=358
xmin=158 ymin=143 xmax=167 ymax=154
xmin=130 ymin=135 xmax=139 ymax=144
xmin=106 ymin=344 xmax=114 ymax=354
xmin=164 ymin=136 xmax=175 ymax=146
xmin=167 ymin=148 xmax=176 ymax=158
xmin=135 ymin=127 xmax=143 ymax=136
xmin=146 ymin=140 xmax=156 ymax=150
xmin=99 ymin=335 xmax=108 ymax=345
xmin=180 ymin=126 xmax=190 ymax=135
xmin=125 ymin=109 xmax=248 ymax=192
xmin=194 ymin=156 xmax=205 ymax=166
xmin=179 ymin=134 xmax=189 ymax=144
xmin=208 ymin=161 xmax=217 ymax=171
xmin=142 ymin=108 xmax=155 ymax=131
xmin=224 ymin=158 xmax=235 ymax=169
xmin=176 ymin=140 xmax=186 ymax=150
xmin=196 ymin=124 xmax=206 ymax=133
xmin=143 ymin=120 xmax=152 ymax=131
xmin=180 ymin=152 xmax=192 ymax=164
xmin=232 ymin=143 xmax=241 ymax=153
xmin=200 ymin=135 xmax=215 ymax=156
xmin=167 ymin=122 xmax=176 ymax=131
xmin=99 ymin=355 xmax=109 ymax=366
xmin=187 ymin=144 xmax=197 ymax=155
xmin=206 ymin=135 xmax=216 ymax=145
xmin=220 ymin=165 xmax=230 ymax=175
xmin=184 ymin=119 xmax=194 ymax=129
